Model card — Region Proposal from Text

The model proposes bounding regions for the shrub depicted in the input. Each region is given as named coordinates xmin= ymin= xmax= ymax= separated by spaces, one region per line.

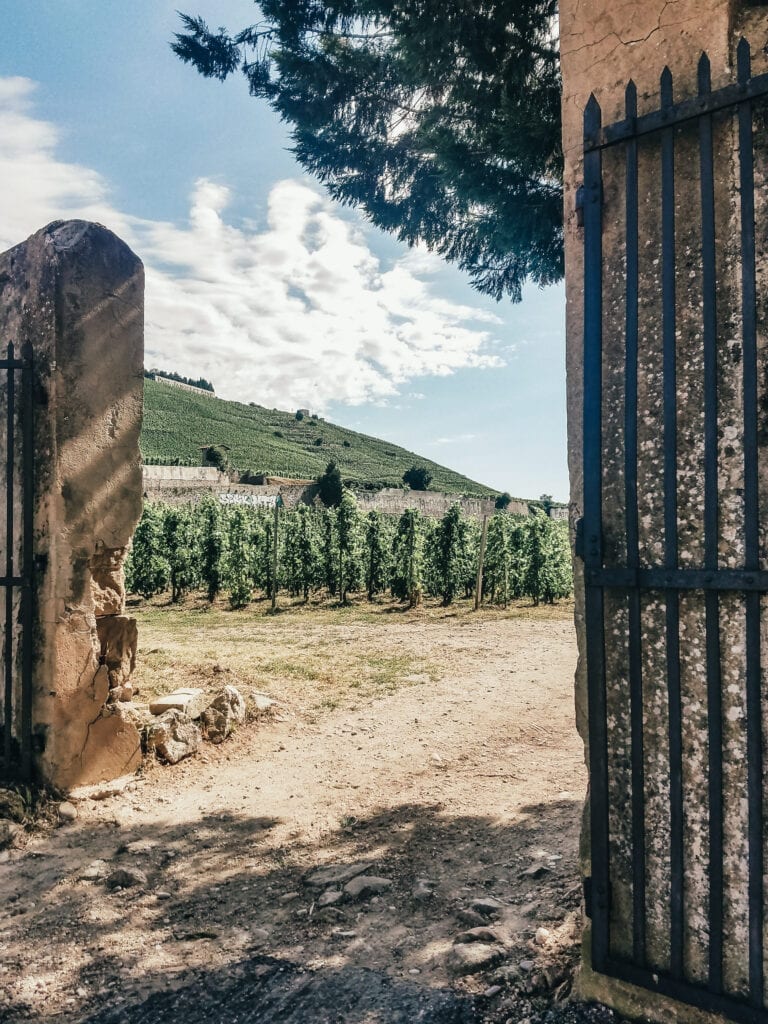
xmin=403 ymin=465 xmax=433 ymax=491
xmin=317 ymin=461 xmax=343 ymax=507
xmin=495 ymin=492 xmax=512 ymax=510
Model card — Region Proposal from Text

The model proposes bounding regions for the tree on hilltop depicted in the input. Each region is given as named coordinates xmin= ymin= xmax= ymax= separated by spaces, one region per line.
xmin=403 ymin=465 xmax=433 ymax=491
xmin=172 ymin=1 xmax=562 ymax=301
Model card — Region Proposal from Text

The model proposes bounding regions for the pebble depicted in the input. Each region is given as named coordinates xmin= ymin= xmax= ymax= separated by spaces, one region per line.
xmin=446 ymin=942 xmax=505 ymax=976
xmin=408 ymin=968 xmax=421 ymax=975
xmin=483 ymin=985 xmax=502 ymax=998
xmin=156 ymin=892 xmax=172 ymax=901
xmin=317 ymin=889 xmax=344 ymax=908
xmin=454 ymin=926 xmax=501 ymax=945
xmin=80 ymin=860 xmax=108 ymax=881
xmin=279 ymin=891 xmax=301 ymax=904
xmin=412 ymin=879 xmax=434 ymax=901
xmin=456 ymin=908 xmax=486 ymax=928
xmin=519 ymin=959 xmax=535 ymax=972
xmin=343 ymin=875 xmax=392 ymax=899
xmin=470 ymin=897 xmax=504 ymax=917
xmin=535 ymin=926 xmax=550 ymax=945
xmin=58 ymin=802 xmax=78 ymax=823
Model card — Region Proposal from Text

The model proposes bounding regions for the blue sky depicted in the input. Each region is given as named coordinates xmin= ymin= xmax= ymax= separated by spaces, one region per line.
xmin=1 ymin=0 xmax=568 ymax=500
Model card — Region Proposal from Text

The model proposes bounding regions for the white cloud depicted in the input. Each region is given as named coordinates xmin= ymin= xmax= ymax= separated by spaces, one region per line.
xmin=0 ymin=77 xmax=503 ymax=409
xmin=429 ymin=433 xmax=480 ymax=446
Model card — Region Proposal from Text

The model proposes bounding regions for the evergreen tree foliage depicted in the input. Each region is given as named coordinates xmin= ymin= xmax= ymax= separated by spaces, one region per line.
xmin=162 ymin=505 xmax=198 ymax=603
xmin=225 ymin=507 xmax=255 ymax=608
xmin=402 ymin=466 xmax=433 ymax=491
xmin=195 ymin=495 xmax=226 ymax=602
xmin=391 ymin=508 xmax=424 ymax=607
xmin=363 ymin=510 xmax=390 ymax=600
xmin=317 ymin=461 xmax=344 ymax=507
xmin=125 ymin=504 xmax=170 ymax=599
xmin=172 ymin=1 xmax=562 ymax=301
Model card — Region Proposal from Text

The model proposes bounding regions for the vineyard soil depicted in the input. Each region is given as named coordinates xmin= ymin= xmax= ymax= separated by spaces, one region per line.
xmin=0 ymin=599 xmax=586 ymax=1024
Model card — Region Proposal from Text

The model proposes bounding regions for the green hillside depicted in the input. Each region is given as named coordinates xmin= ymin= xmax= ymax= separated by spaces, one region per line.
xmin=141 ymin=379 xmax=498 ymax=497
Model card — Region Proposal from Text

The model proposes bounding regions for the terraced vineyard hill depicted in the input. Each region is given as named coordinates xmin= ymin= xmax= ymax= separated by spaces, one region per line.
xmin=141 ymin=378 xmax=498 ymax=497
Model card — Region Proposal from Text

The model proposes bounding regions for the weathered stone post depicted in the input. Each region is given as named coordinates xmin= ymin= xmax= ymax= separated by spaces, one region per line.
xmin=561 ymin=2 xmax=768 ymax=1021
xmin=0 ymin=221 xmax=144 ymax=789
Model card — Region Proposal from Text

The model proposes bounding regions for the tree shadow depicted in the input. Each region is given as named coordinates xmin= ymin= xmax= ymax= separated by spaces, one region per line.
xmin=1 ymin=796 xmax=584 ymax=1023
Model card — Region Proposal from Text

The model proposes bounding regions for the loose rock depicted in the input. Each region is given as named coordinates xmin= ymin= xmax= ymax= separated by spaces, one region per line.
xmin=446 ymin=943 xmax=505 ymax=976
xmin=58 ymin=802 xmax=78 ymax=822
xmin=304 ymin=861 xmax=371 ymax=888
xmin=105 ymin=867 xmax=148 ymax=891
xmin=454 ymin=927 xmax=501 ymax=945
xmin=149 ymin=688 xmax=208 ymax=719
xmin=412 ymin=878 xmax=434 ymax=901
xmin=317 ymin=889 xmax=344 ymax=908
xmin=470 ymin=897 xmax=504 ymax=917
xmin=535 ymin=926 xmax=550 ymax=945
xmin=199 ymin=685 xmax=246 ymax=744
xmin=80 ymin=860 xmax=109 ymax=881
xmin=343 ymin=875 xmax=393 ymax=899
xmin=144 ymin=709 xmax=201 ymax=764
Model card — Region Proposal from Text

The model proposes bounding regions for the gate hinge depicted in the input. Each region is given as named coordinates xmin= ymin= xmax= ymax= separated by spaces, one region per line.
xmin=574 ymin=517 xmax=585 ymax=560
xmin=575 ymin=185 xmax=586 ymax=227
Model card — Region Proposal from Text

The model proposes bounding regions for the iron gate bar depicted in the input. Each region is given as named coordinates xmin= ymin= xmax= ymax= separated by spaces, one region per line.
xmin=20 ymin=341 xmax=33 ymax=782
xmin=736 ymin=38 xmax=765 ymax=1010
xmin=3 ymin=342 xmax=15 ymax=772
xmin=583 ymin=91 xmax=611 ymax=974
xmin=660 ymin=64 xmax=685 ymax=983
xmin=588 ymin=568 xmax=768 ymax=590
xmin=624 ymin=77 xmax=647 ymax=969
xmin=698 ymin=51 xmax=725 ymax=996
xmin=586 ymin=68 xmax=768 ymax=151
xmin=583 ymin=36 xmax=768 ymax=1022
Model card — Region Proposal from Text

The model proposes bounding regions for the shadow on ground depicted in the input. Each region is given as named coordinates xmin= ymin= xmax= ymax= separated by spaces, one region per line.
xmin=1 ymin=797 xmax=583 ymax=1023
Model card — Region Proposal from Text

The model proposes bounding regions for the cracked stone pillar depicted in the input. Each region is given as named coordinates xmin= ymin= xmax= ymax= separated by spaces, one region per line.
xmin=561 ymin=1 xmax=768 ymax=1021
xmin=0 ymin=220 xmax=144 ymax=789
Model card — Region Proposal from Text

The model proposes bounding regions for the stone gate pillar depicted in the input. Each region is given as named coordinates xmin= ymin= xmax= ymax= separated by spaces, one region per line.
xmin=0 ymin=221 xmax=144 ymax=789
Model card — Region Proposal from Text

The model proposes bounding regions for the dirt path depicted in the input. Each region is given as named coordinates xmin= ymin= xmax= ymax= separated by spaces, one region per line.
xmin=0 ymin=612 xmax=584 ymax=1023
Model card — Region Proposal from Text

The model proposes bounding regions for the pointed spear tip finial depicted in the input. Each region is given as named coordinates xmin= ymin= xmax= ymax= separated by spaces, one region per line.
xmin=660 ymin=65 xmax=673 ymax=105
xmin=625 ymin=79 xmax=637 ymax=117
xmin=697 ymin=51 xmax=711 ymax=94
xmin=737 ymin=36 xmax=751 ymax=84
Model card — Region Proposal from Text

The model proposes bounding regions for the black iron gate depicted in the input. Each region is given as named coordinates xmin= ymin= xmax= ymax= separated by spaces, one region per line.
xmin=0 ymin=341 xmax=34 ymax=782
xmin=583 ymin=41 xmax=768 ymax=1022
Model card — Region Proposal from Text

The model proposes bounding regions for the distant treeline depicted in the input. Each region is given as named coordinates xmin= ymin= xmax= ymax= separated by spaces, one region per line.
xmin=144 ymin=368 xmax=214 ymax=392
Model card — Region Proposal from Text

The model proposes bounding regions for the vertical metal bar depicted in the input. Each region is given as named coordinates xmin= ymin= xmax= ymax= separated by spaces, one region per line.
xmin=660 ymin=66 xmax=684 ymax=982
xmin=698 ymin=51 xmax=725 ymax=996
xmin=737 ymin=37 xmax=764 ymax=1009
xmin=3 ymin=343 xmax=14 ymax=778
xmin=624 ymin=78 xmax=646 ymax=969
xmin=20 ymin=343 xmax=33 ymax=782
xmin=583 ymin=93 xmax=610 ymax=973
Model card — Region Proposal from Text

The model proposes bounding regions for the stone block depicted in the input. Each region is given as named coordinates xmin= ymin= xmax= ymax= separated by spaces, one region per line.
xmin=145 ymin=710 xmax=201 ymax=764
xmin=199 ymin=685 xmax=246 ymax=744
xmin=149 ymin=688 xmax=207 ymax=719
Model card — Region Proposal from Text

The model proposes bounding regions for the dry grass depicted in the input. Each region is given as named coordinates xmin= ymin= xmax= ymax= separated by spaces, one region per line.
xmin=129 ymin=592 xmax=574 ymax=718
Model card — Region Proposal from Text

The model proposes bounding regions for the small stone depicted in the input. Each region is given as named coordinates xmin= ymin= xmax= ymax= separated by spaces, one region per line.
xmin=470 ymin=897 xmax=504 ymax=917
xmin=317 ymin=889 xmax=344 ymax=908
xmin=454 ymin=927 xmax=501 ymax=945
xmin=456 ymin=909 xmax=486 ymax=928
xmin=80 ymin=860 xmax=109 ymax=881
xmin=522 ymin=863 xmax=550 ymax=879
xmin=105 ymin=867 xmax=147 ymax=891
xmin=279 ymin=891 xmax=301 ymax=904
xmin=412 ymin=879 xmax=434 ymax=901
xmin=251 ymin=928 xmax=270 ymax=944
xmin=446 ymin=943 xmax=505 ymax=976
xmin=305 ymin=861 xmax=371 ymax=888
xmin=408 ymin=968 xmax=421 ymax=975
xmin=343 ymin=875 xmax=392 ymax=899
xmin=334 ymin=930 xmax=357 ymax=939
xmin=156 ymin=892 xmax=172 ymax=901
xmin=535 ymin=927 xmax=550 ymax=945
xmin=483 ymin=986 xmax=502 ymax=998
xmin=58 ymin=802 xmax=78 ymax=822
xmin=122 ymin=839 xmax=156 ymax=855
xmin=519 ymin=959 xmax=535 ymax=972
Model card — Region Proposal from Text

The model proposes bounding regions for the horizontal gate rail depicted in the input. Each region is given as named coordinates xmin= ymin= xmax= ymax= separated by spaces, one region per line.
xmin=583 ymin=38 xmax=768 ymax=1023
